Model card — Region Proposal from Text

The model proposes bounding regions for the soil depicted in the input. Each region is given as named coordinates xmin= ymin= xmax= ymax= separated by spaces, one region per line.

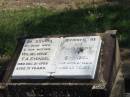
xmin=0 ymin=0 xmax=106 ymax=10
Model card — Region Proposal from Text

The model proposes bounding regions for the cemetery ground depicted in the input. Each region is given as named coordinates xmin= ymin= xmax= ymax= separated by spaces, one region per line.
xmin=0 ymin=2 xmax=130 ymax=97
xmin=0 ymin=5 xmax=130 ymax=56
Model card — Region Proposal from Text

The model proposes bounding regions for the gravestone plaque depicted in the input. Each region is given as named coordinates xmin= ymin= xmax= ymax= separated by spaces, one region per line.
xmin=12 ymin=38 xmax=60 ymax=79
xmin=53 ymin=36 xmax=102 ymax=79
xmin=12 ymin=36 xmax=102 ymax=79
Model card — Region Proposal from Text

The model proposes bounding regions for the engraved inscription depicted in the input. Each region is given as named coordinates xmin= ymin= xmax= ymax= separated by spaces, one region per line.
xmin=12 ymin=36 xmax=102 ymax=79
xmin=53 ymin=36 xmax=102 ymax=79
xmin=12 ymin=38 xmax=60 ymax=79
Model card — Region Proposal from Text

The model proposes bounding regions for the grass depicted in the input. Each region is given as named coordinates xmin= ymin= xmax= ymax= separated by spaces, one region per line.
xmin=0 ymin=5 xmax=130 ymax=56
